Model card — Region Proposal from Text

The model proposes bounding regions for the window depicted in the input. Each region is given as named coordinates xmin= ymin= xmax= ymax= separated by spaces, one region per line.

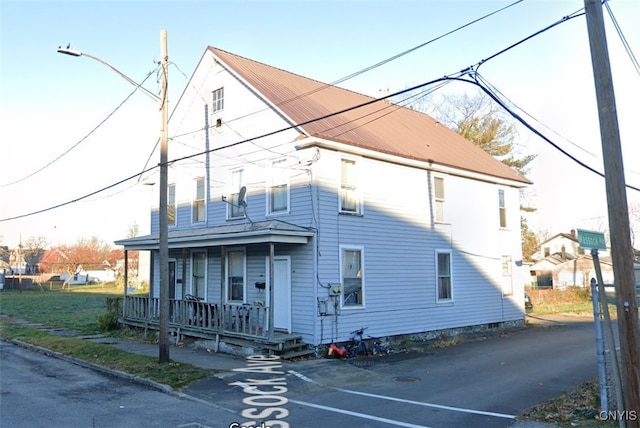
xmin=436 ymin=251 xmax=452 ymax=302
xmin=168 ymin=184 xmax=176 ymax=226
xmin=268 ymin=159 xmax=289 ymax=214
xmin=193 ymin=177 xmax=205 ymax=223
xmin=502 ymin=255 xmax=513 ymax=296
xmin=340 ymin=158 xmax=360 ymax=214
xmin=228 ymin=169 xmax=245 ymax=219
xmin=341 ymin=247 xmax=364 ymax=307
xmin=498 ymin=189 xmax=507 ymax=228
xmin=192 ymin=251 xmax=206 ymax=300
xmin=212 ymin=87 xmax=224 ymax=112
xmin=434 ymin=177 xmax=445 ymax=222
xmin=227 ymin=250 xmax=245 ymax=302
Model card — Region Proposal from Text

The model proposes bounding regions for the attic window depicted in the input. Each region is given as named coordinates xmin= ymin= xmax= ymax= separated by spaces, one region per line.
xmin=212 ymin=87 xmax=224 ymax=112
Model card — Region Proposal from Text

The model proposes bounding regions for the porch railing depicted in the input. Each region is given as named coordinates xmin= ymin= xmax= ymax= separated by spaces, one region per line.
xmin=122 ymin=295 xmax=268 ymax=338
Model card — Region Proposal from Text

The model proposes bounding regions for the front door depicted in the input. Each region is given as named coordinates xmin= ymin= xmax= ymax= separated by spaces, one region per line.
xmin=265 ymin=256 xmax=291 ymax=333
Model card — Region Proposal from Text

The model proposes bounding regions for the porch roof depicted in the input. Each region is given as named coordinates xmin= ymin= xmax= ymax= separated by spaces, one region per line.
xmin=114 ymin=220 xmax=314 ymax=250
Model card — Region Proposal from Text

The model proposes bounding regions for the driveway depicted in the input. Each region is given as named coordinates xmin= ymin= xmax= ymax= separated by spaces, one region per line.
xmin=184 ymin=314 xmax=598 ymax=427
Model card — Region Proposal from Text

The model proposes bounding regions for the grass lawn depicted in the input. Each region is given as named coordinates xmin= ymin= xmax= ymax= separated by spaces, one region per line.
xmin=0 ymin=284 xmax=217 ymax=390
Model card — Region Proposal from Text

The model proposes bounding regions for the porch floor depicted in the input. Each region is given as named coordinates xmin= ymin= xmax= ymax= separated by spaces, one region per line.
xmin=119 ymin=318 xmax=314 ymax=359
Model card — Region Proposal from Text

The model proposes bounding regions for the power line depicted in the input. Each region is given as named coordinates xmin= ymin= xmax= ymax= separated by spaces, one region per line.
xmin=604 ymin=0 xmax=640 ymax=76
xmin=460 ymin=71 xmax=640 ymax=192
xmin=0 ymin=67 xmax=159 ymax=188
xmin=5 ymin=3 xmax=634 ymax=222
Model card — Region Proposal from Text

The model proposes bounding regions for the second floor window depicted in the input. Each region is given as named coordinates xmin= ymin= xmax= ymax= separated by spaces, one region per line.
xmin=229 ymin=169 xmax=245 ymax=219
xmin=212 ymin=87 xmax=224 ymax=112
xmin=340 ymin=158 xmax=360 ymax=214
xmin=269 ymin=159 xmax=289 ymax=214
xmin=434 ymin=177 xmax=445 ymax=222
xmin=498 ymin=189 xmax=507 ymax=228
xmin=168 ymin=184 xmax=176 ymax=226
xmin=193 ymin=177 xmax=205 ymax=223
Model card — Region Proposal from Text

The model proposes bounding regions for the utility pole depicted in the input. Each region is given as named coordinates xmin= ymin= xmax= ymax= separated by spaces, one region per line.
xmin=584 ymin=1 xmax=640 ymax=423
xmin=158 ymin=29 xmax=170 ymax=363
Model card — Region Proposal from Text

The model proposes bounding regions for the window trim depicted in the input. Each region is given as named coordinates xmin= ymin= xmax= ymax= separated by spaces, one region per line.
xmin=228 ymin=168 xmax=245 ymax=220
xmin=339 ymin=245 xmax=365 ymax=309
xmin=501 ymin=255 xmax=513 ymax=297
xmin=435 ymin=249 xmax=453 ymax=303
xmin=212 ymin=87 xmax=224 ymax=112
xmin=267 ymin=158 xmax=290 ymax=215
xmin=191 ymin=250 xmax=207 ymax=301
xmin=433 ymin=175 xmax=445 ymax=223
xmin=339 ymin=157 xmax=362 ymax=215
xmin=192 ymin=177 xmax=206 ymax=224
xmin=498 ymin=188 xmax=507 ymax=229
xmin=225 ymin=248 xmax=246 ymax=303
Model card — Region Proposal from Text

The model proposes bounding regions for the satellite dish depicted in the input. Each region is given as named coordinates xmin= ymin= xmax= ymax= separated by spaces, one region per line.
xmin=238 ymin=186 xmax=247 ymax=207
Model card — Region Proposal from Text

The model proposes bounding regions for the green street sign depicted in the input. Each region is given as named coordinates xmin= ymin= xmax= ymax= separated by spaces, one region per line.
xmin=577 ymin=229 xmax=607 ymax=250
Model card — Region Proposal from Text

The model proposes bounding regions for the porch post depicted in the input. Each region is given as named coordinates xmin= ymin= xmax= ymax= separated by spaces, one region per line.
xmin=123 ymin=250 xmax=129 ymax=317
xmin=182 ymin=248 xmax=188 ymax=298
xmin=268 ymin=242 xmax=275 ymax=340
xmin=220 ymin=246 xmax=226 ymax=328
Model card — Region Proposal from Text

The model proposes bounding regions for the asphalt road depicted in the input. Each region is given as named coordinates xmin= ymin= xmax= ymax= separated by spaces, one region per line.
xmin=0 ymin=341 xmax=238 ymax=428
xmin=1 ymin=315 xmax=598 ymax=428
xmin=185 ymin=315 xmax=597 ymax=428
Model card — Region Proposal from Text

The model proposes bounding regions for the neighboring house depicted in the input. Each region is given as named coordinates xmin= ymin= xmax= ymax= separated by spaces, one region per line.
xmin=529 ymin=229 xmax=640 ymax=289
xmin=115 ymin=46 xmax=531 ymax=355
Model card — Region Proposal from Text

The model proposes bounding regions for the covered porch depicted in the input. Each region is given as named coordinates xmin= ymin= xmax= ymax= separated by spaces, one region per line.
xmin=115 ymin=220 xmax=315 ymax=357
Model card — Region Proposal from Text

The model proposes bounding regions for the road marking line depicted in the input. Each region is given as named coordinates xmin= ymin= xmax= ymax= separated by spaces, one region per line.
xmin=288 ymin=369 xmax=515 ymax=420
xmin=337 ymin=388 xmax=516 ymax=419
xmin=289 ymin=399 xmax=432 ymax=428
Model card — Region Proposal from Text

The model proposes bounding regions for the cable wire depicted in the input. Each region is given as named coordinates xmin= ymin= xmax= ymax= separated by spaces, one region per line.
xmin=0 ymin=67 xmax=159 ymax=188
xmin=5 ymin=2 xmax=638 ymax=222
xmin=604 ymin=0 xmax=640 ymax=76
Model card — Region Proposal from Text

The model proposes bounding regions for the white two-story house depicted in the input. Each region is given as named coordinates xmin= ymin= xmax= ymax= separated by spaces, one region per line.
xmin=115 ymin=46 xmax=532 ymax=356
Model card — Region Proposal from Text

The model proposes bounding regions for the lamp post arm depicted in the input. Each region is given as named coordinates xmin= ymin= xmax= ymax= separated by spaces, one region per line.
xmin=57 ymin=47 xmax=160 ymax=102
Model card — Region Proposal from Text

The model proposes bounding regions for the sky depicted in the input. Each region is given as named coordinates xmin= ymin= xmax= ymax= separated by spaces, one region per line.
xmin=1 ymin=0 xmax=639 ymax=250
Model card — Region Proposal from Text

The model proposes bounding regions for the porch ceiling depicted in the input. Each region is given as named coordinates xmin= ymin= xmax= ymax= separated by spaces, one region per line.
xmin=114 ymin=220 xmax=314 ymax=250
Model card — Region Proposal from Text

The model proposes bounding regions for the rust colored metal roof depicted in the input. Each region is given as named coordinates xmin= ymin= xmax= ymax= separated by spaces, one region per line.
xmin=208 ymin=46 xmax=531 ymax=185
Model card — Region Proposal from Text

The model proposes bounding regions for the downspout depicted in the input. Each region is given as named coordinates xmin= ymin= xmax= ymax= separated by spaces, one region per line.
xmin=204 ymin=104 xmax=211 ymax=228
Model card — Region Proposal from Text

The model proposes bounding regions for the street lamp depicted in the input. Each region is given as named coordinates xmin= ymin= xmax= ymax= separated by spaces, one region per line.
xmin=57 ymin=45 xmax=160 ymax=102
xmin=57 ymin=31 xmax=171 ymax=363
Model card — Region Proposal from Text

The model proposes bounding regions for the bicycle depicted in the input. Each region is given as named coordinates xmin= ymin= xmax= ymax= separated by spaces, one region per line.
xmin=346 ymin=327 xmax=369 ymax=358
